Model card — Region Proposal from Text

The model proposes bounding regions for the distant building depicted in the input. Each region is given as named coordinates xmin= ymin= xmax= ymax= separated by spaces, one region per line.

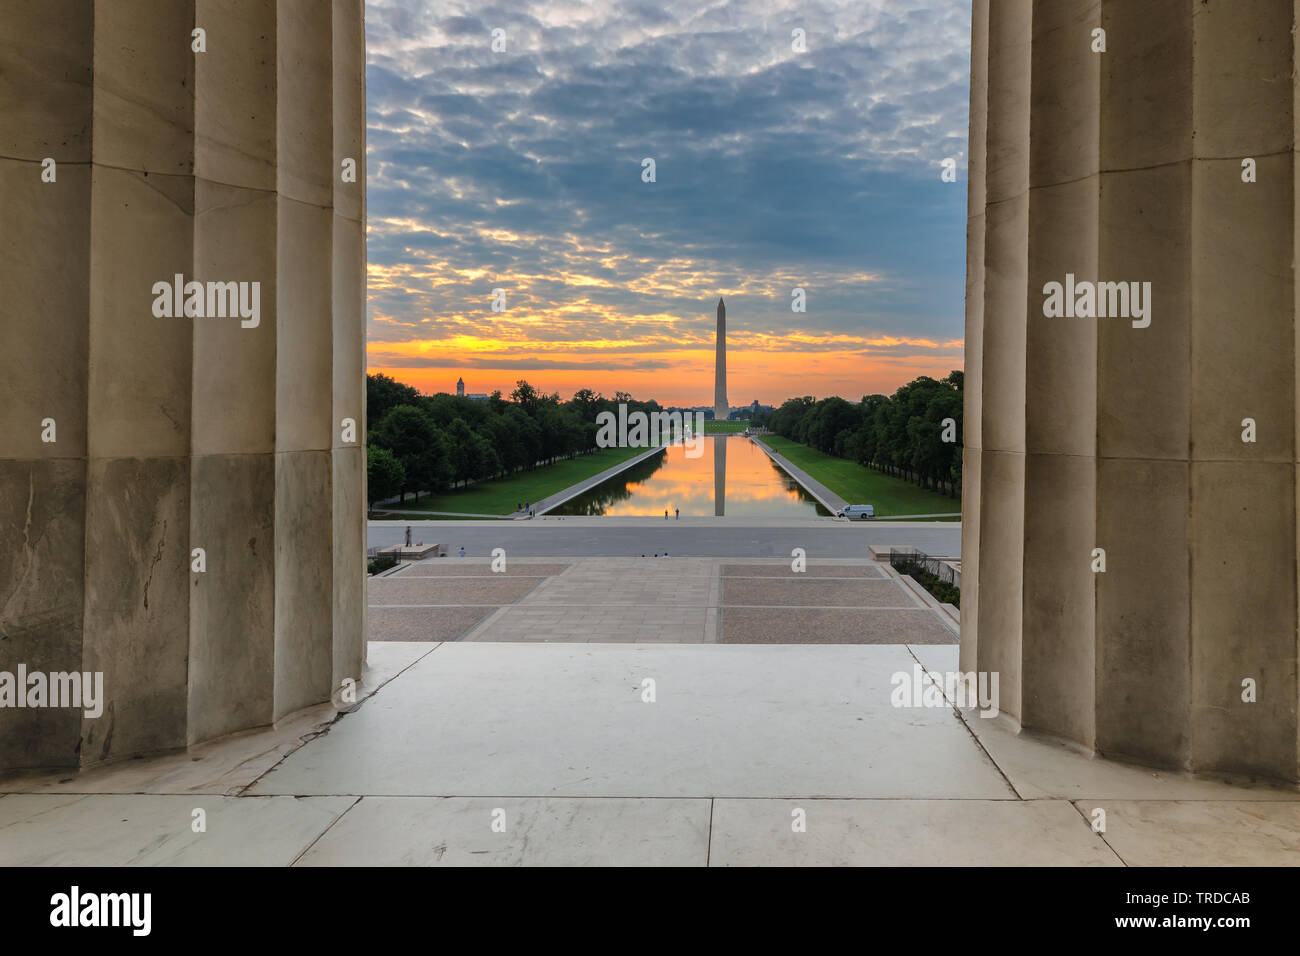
xmin=456 ymin=377 xmax=488 ymax=401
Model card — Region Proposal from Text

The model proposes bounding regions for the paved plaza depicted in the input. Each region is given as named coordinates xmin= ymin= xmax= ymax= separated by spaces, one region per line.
xmin=2 ymin=641 xmax=1297 ymax=866
xmin=7 ymin=521 xmax=1288 ymax=868
xmin=367 ymin=555 xmax=957 ymax=645
xmin=4 ymin=522 xmax=1294 ymax=868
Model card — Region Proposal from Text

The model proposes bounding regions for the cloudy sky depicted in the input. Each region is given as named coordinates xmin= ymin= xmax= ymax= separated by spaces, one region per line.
xmin=364 ymin=0 xmax=971 ymax=407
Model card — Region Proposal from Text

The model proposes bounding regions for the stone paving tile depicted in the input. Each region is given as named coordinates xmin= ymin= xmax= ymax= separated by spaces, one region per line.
xmin=250 ymin=643 xmax=1012 ymax=799
xmin=722 ymin=578 xmax=916 ymax=608
xmin=297 ymin=796 xmax=710 ymax=867
xmin=908 ymin=643 xmax=960 ymax=675
xmin=368 ymin=576 xmax=543 ymax=606
xmin=709 ymin=799 xmax=1119 ymax=866
xmin=0 ymin=643 xmax=438 ymax=796
xmin=469 ymin=604 xmax=709 ymax=642
xmin=364 ymin=640 xmax=442 ymax=683
xmin=969 ymin=714 xmax=1300 ymax=802
xmin=0 ymin=710 xmax=339 ymax=796
xmin=368 ymin=606 xmax=493 ymax=642
xmin=1076 ymin=801 xmax=1300 ymax=865
xmin=721 ymin=564 xmax=886 ymax=578
xmin=523 ymin=559 xmax=713 ymax=606
xmin=957 ymin=681 xmax=1300 ymax=803
xmin=0 ymin=794 xmax=356 ymax=865
xmin=722 ymin=607 xmax=955 ymax=644
xmin=399 ymin=562 xmax=570 ymax=577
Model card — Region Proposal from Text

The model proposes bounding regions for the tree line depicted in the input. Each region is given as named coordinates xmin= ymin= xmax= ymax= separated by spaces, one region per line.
xmin=759 ymin=371 xmax=963 ymax=496
xmin=365 ymin=373 xmax=665 ymax=506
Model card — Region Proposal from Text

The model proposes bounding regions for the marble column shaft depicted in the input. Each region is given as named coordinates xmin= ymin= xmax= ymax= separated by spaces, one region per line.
xmin=964 ymin=0 xmax=1299 ymax=782
xmin=0 ymin=0 xmax=367 ymax=770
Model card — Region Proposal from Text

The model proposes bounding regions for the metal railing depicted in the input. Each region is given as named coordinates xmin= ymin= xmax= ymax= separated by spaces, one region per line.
xmin=889 ymin=548 xmax=959 ymax=587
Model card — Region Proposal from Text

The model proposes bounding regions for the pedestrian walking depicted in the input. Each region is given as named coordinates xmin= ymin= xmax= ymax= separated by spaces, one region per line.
xmin=458 ymin=546 xmax=465 ymax=557
xmin=405 ymin=525 xmax=412 ymax=546
xmin=675 ymin=507 xmax=679 ymax=520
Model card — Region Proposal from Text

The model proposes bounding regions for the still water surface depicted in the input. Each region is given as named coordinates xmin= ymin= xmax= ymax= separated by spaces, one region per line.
xmin=551 ymin=435 xmax=831 ymax=517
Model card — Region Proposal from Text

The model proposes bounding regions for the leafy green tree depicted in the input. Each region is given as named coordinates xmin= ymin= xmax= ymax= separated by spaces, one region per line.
xmin=370 ymin=404 xmax=450 ymax=501
xmin=767 ymin=373 xmax=963 ymax=497
xmin=510 ymin=380 xmax=541 ymax=417
xmin=366 ymin=445 xmax=405 ymax=508
xmin=508 ymin=405 xmax=542 ymax=470
xmin=471 ymin=431 xmax=501 ymax=481
xmin=367 ymin=373 xmax=421 ymax=426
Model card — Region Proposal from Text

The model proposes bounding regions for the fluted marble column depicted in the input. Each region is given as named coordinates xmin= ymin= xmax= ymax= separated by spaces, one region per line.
xmin=964 ymin=0 xmax=1300 ymax=782
xmin=0 ymin=0 xmax=366 ymax=771
xmin=0 ymin=0 xmax=94 ymax=769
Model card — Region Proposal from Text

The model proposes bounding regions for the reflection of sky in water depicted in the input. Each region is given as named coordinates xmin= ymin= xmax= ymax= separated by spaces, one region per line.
xmin=553 ymin=436 xmax=830 ymax=517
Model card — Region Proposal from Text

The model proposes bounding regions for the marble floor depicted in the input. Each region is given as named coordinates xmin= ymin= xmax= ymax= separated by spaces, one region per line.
xmin=1 ymin=641 xmax=1297 ymax=866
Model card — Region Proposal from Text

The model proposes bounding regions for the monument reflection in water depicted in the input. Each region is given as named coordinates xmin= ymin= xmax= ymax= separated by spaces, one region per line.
xmin=552 ymin=435 xmax=830 ymax=517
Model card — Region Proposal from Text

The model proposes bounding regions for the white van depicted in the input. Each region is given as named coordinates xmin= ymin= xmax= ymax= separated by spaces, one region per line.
xmin=837 ymin=504 xmax=875 ymax=520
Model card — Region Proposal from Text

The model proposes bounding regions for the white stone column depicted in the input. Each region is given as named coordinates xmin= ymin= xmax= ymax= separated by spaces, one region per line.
xmin=966 ymin=0 xmax=1300 ymax=783
xmin=0 ymin=0 xmax=367 ymax=771
xmin=83 ymin=0 xmax=198 ymax=763
xmin=1094 ymin=0 xmax=1194 ymax=767
xmin=0 ymin=0 xmax=94 ymax=769
xmin=332 ymin=0 xmax=368 ymax=688
xmin=1186 ymin=0 xmax=1296 ymax=778
xmin=973 ymin=0 xmax=1032 ymax=726
xmin=188 ymin=0 xmax=279 ymax=744
xmin=1021 ymin=0 xmax=1099 ymax=744
xmin=273 ymin=0 xmax=337 ymax=720
xmin=958 ymin=0 xmax=988 ymax=677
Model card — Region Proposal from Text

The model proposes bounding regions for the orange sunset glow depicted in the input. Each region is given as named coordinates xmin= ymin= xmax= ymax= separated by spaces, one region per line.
xmin=365 ymin=258 xmax=964 ymax=406
xmin=366 ymin=331 xmax=964 ymax=408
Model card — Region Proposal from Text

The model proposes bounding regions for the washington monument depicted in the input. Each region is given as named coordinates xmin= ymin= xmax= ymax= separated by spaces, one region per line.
xmin=714 ymin=296 xmax=728 ymax=421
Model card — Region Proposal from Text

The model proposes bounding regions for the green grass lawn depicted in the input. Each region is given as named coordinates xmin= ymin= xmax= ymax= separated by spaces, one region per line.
xmin=704 ymin=420 xmax=751 ymax=433
xmin=374 ymin=445 xmax=652 ymax=516
xmin=761 ymin=436 xmax=960 ymax=518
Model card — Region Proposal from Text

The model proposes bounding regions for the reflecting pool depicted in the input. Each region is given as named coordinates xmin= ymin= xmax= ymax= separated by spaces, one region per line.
xmin=551 ymin=435 xmax=831 ymax=517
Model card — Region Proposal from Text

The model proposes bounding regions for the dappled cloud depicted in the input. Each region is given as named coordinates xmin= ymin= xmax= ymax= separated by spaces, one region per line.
xmin=365 ymin=0 xmax=970 ymax=405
